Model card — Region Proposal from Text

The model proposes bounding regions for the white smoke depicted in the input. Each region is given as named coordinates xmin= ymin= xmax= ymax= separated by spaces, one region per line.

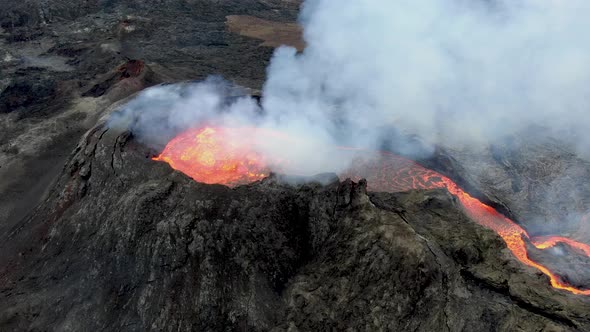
xmin=107 ymin=77 xmax=261 ymax=148
xmin=264 ymin=0 xmax=590 ymax=152
xmin=110 ymin=0 xmax=590 ymax=174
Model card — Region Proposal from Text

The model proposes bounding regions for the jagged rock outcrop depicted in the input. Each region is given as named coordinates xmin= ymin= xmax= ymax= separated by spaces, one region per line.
xmin=1 ymin=122 xmax=589 ymax=331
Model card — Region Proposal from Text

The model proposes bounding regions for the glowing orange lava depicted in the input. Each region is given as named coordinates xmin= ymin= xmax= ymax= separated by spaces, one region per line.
xmin=153 ymin=127 xmax=286 ymax=186
xmin=155 ymin=126 xmax=590 ymax=295
xmin=343 ymin=153 xmax=590 ymax=295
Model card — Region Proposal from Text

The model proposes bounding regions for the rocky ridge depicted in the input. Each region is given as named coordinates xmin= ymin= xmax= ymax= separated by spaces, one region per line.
xmin=0 ymin=119 xmax=589 ymax=331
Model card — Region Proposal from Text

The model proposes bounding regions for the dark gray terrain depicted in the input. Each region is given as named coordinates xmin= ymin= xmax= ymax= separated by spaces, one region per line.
xmin=0 ymin=0 xmax=299 ymax=231
xmin=2 ymin=121 xmax=590 ymax=331
xmin=1 ymin=1 xmax=590 ymax=331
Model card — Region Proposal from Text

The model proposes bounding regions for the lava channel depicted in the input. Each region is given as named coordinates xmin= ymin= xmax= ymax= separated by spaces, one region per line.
xmin=154 ymin=126 xmax=590 ymax=295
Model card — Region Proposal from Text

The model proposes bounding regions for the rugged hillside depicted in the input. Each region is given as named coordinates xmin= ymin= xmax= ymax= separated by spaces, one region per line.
xmin=1 ymin=120 xmax=589 ymax=331
xmin=2 ymin=1 xmax=590 ymax=331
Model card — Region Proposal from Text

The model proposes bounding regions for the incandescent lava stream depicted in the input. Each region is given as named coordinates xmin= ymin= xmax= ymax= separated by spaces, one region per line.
xmin=154 ymin=126 xmax=590 ymax=296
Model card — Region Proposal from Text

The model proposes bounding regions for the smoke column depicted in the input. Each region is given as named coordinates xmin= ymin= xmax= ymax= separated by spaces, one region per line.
xmin=264 ymin=0 xmax=590 ymax=153
xmin=110 ymin=0 xmax=590 ymax=172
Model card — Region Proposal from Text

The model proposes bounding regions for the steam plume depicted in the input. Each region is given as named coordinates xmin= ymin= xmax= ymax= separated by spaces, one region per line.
xmin=110 ymin=0 xmax=590 ymax=173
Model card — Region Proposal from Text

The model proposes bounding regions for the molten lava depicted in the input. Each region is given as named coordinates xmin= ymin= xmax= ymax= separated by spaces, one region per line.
xmin=155 ymin=126 xmax=590 ymax=295
xmin=342 ymin=154 xmax=590 ymax=295
xmin=153 ymin=127 xmax=286 ymax=186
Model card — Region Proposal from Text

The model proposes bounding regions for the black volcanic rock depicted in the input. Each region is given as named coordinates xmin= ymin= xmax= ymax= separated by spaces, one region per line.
xmin=0 ymin=0 xmax=299 ymax=229
xmin=0 ymin=75 xmax=56 ymax=115
xmin=0 ymin=121 xmax=589 ymax=331
xmin=2 ymin=1 xmax=590 ymax=331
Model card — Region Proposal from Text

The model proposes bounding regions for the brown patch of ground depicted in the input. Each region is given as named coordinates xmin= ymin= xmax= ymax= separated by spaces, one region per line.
xmin=226 ymin=15 xmax=304 ymax=51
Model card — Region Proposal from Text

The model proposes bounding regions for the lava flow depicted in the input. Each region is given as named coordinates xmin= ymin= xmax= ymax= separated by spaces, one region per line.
xmin=153 ymin=127 xmax=287 ymax=186
xmin=154 ymin=126 xmax=590 ymax=295
xmin=342 ymin=154 xmax=590 ymax=295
